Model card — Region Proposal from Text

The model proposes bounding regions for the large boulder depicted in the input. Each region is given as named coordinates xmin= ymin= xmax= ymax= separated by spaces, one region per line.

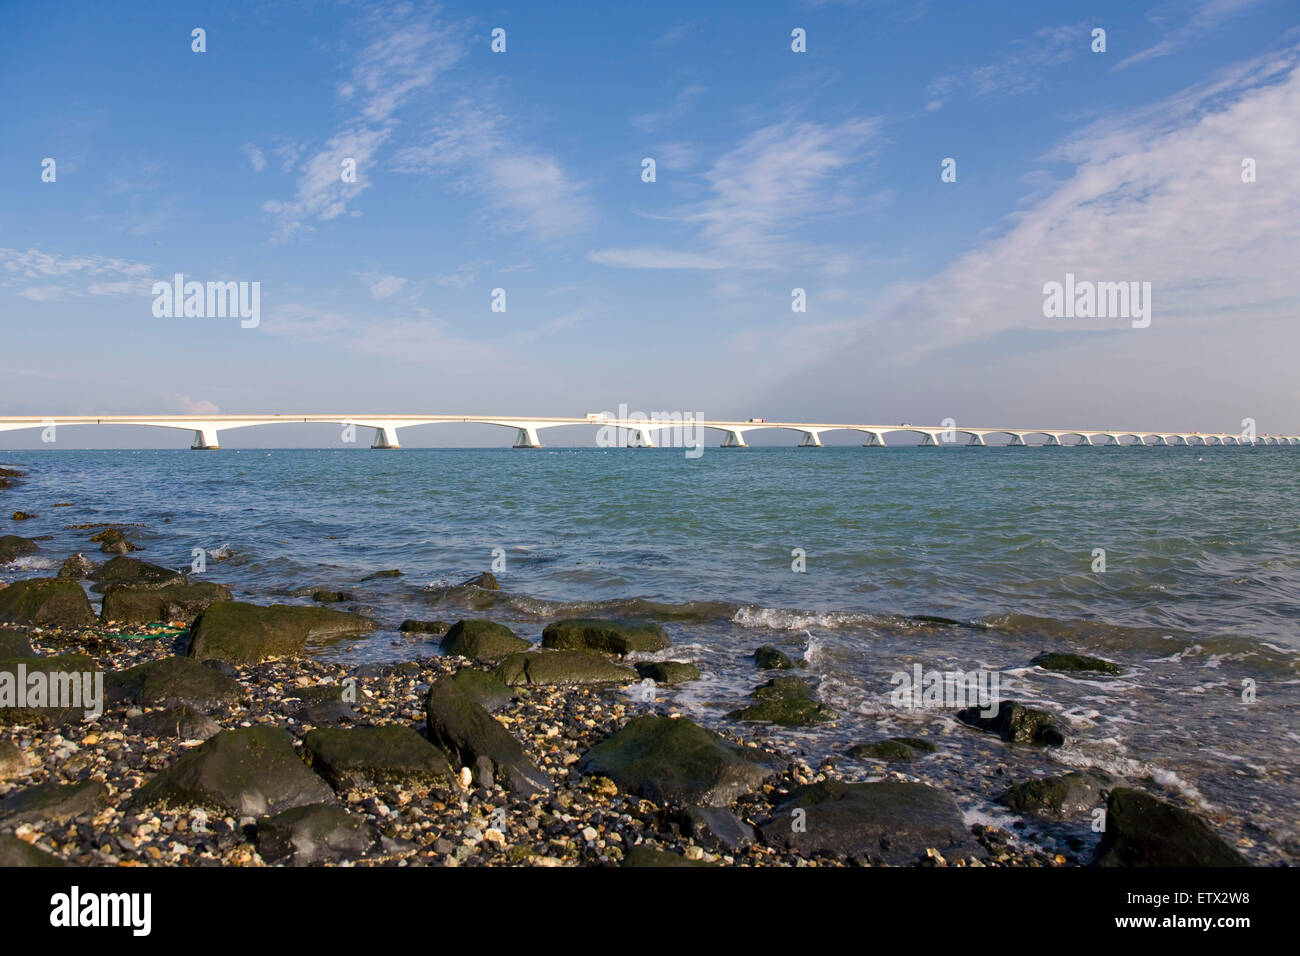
xmin=88 ymin=556 xmax=183 ymax=592
xmin=847 ymin=737 xmax=939 ymax=762
xmin=0 ymin=653 xmax=100 ymax=727
xmin=577 ymin=715 xmax=778 ymax=807
xmin=494 ymin=650 xmax=638 ymax=687
xmin=958 ymin=700 xmax=1065 ymax=745
xmin=57 ymin=554 xmax=97 ymax=580
xmin=0 ymin=535 xmax=37 ymax=564
xmin=999 ymin=771 xmax=1113 ymax=820
xmin=136 ymin=725 xmax=335 ymax=816
xmin=449 ymin=668 xmax=516 ymax=712
xmin=0 ymin=779 xmax=109 ymax=825
xmin=635 ymin=661 xmax=702 ymax=685
xmin=127 ymin=705 xmax=221 ymax=741
xmin=1091 ymin=789 xmax=1251 ymax=867
xmin=759 ymin=780 xmax=980 ymax=864
xmin=256 ymin=803 xmax=375 ymax=866
xmin=752 ymin=645 xmax=799 ymax=670
xmin=187 ymin=601 xmax=374 ymax=664
xmin=0 ymin=833 xmax=67 ymax=866
xmin=541 ymin=618 xmax=670 ymax=656
xmin=439 ymin=620 xmax=530 ymax=661
xmin=302 ymin=725 xmax=456 ymax=792
xmin=0 ymin=578 xmax=94 ymax=629
xmin=101 ymin=580 xmax=233 ymax=625
xmin=425 ymin=677 xmax=551 ymax=795
xmin=0 ymin=628 xmax=32 ymax=657
xmin=106 ymin=656 xmax=244 ymax=709
xmin=729 ymin=676 xmax=835 ymax=726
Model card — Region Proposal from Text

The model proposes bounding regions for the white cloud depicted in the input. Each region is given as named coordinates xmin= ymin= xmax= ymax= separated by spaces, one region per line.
xmin=587 ymin=248 xmax=727 ymax=270
xmin=242 ymin=143 xmax=267 ymax=172
xmin=926 ymin=24 xmax=1084 ymax=110
xmin=0 ymin=248 xmax=153 ymax=299
xmin=176 ymin=396 xmax=221 ymax=415
xmin=355 ymin=272 xmax=408 ymax=299
xmin=1116 ymin=0 xmax=1267 ymax=71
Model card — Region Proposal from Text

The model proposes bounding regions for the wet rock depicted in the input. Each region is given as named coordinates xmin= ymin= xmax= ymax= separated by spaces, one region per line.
xmin=88 ymin=556 xmax=184 ymax=592
xmin=360 ymin=569 xmax=402 ymax=581
xmin=101 ymin=580 xmax=233 ymax=625
xmin=683 ymin=805 xmax=755 ymax=852
xmin=257 ymin=802 xmax=375 ymax=866
xmin=1091 ymin=788 xmax=1251 ymax=867
xmin=460 ymin=571 xmax=499 ymax=590
xmin=0 ymin=833 xmax=67 ymax=866
xmin=759 ymin=780 xmax=980 ymax=864
xmin=0 ymin=779 xmax=109 ymax=825
xmin=541 ymin=618 xmax=670 ymax=656
xmin=136 ymin=725 xmax=335 ymax=817
xmin=0 ymin=628 xmax=32 ymax=656
xmin=107 ymin=656 xmax=244 ymax=709
xmin=440 ymin=619 xmax=531 ymax=661
xmin=621 ymin=846 xmax=716 ymax=867
xmin=1031 ymin=651 xmax=1123 ymax=675
xmin=752 ymin=645 xmax=799 ymax=670
xmin=90 ymin=527 xmax=138 ymax=554
xmin=847 ymin=737 xmax=938 ymax=761
xmin=0 ymin=577 xmax=94 ymax=628
xmin=127 ymin=705 xmax=222 ymax=741
xmin=999 ymin=771 xmax=1114 ymax=820
xmin=494 ymin=650 xmax=637 ymax=687
xmin=449 ymin=668 xmax=515 ymax=712
xmin=187 ymin=601 xmax=374 ymax=664
xmin=578 ymin=715 xmax=778 ymax=807
xmin=634 ymin=661 xmax=702 ymax=684
xmin=958 ymin=700 xmax=1065 ymax=745
xmin=0 ymin=738 xmax=34 ymax=780
xmin=425 ymin=676 xmax=551 ymax=795
xmin=10 ymin=512 xmax=35 ymax=521
xmin=729 ymin=676 xmax=835 ymax=727
xmin=311 ymin=589 xmax=353 ymax=603
xmin=57 ymin=553 xmax=97 ymax=579
xmin=0 ymin=534 xmax=37 ymax=564
xmin=302 ymin=725 xmax=456 ymax=792
xmin=399 ymin=619 xmax=450 ymax=635
xmin=0 ymin=653 xmax=99 ymax=727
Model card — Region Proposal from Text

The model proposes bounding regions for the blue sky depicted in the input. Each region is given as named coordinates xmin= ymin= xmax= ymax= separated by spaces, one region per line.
xmin=2 ymin=0 xmax=1298 ymax=447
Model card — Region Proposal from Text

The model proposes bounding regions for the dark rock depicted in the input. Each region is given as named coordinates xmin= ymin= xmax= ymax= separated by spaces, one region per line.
xmin=0 ymin=535 xmax=37 ymax=564
xmin=90 ymin=527 xmax=138 ymax=554
xmin=0 ymin=653 xmax=98 ymax=727
xmin=10 ymin=512 xmax=35 ymax=521
xmin=460 ymin=571 xmax=499 ymax=590
xmin=101 ymin=580 xmax=233 ymax=625
xmin=0 ymin=833 xmax=67 ymax=866
xmin=302 ymin=725 xmax=456 ymax=792
xmin=127 ymin=705 xmax=222 ymax=741
xmin=634 ymin=661 xmax=702 ymax=684
xmin=440 ymin=619 xmax=530 ymax=661
xmin=753 ymin=645 xmax=799 ymax=669
xmin=0 ymin=779 xmax=109 ymax=825
xmin=0 ymin=628 xmax=32 ymax=657
xmin=1031 ymin=651 xmax=1123 ymax=675
xmin=759 ymin=780 xmax=980 ymax=864
xmin=360 ymin=569 xmax=402 ymax=581
xmin=958 ymin=700 xmax=1065 ymax=745
xmin=449 ymin=668 xmax=515 ymax=711
xmin=57 ymin=553 xmax=97 ymax=579
xmin=106 ymin=656 xmax=244 ymax=708
xmin=578 ymin=715 xmax=777 ymax=807
xmin=293 ymin=701 xmax=359 ymax=726
xmin=621 ymin=846 xmax=716 ymax=867
xmin=729 ymin=676 xmax=835 ymax=726
xmin=187 ymin=601 xmax=374 ymax=664
xmin=847 ymin=738 xmax=936 ymax=761
xmin=1092 ymin=788 xmax=1251 ymax=867
xmin=682 ymin=805 xmax=755 ymax=852
xmin=999 ymin=771 xmax=1114 ymax=820
xmin=311 ymin=589 xmax=353 ymax=603
xmin=541 ymin=618 xmax=670 ymax=656
xmin=136 ymin=725 xmax=335 ymax=817
xmin=0 ymin=578 xmax=94 ymax=628
xmin=257 ymin=802 xmax=374 ymax=865
xmin=88 ymin=556 xmax=183 ymax=592
xmin=425 ymin=676 xmax=551 ymax=795
xmin=0 ymin=739 xmax=33 ymax=780
xmin=493 ymin=650 xmax=637 ymax=687
xmin=399 ymin=619 xmax=450 ymax=635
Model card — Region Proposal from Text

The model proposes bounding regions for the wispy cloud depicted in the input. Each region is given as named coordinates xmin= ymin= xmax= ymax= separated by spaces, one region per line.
xmin=927 ymin=24 xmax=1085 ymax=110
xmin=631 ymin=84 xmax=706 ymax=133
xmin=242 ymin=143 xmax=267 ymax=172
xmin=355 ymin=271 xmax=408 ymax=299
xmin=1116 ymin=0 xmax=1267 ymax=71
xmin=0 ymin=248 xmax=154 ymax=299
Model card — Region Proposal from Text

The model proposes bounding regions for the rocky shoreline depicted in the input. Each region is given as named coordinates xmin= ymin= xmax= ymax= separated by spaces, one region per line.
xmin=0 ymin=463 xmax=1256 ymax=867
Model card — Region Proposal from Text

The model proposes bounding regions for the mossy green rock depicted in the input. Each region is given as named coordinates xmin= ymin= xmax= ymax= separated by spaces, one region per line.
xmin=106 ymin=655 xmax=244 ymax=708
xmin=753 ymin=645 xmax=799 ymax=669
xmin=0 ymin=832 xmax=67 ymax=866
xmin=0 ymin=578 xmax=94 ymax=629
xmin=136 ymin=725 xmax=334 ymax=816
xmin=1031 ymin=652 xmax=1123 ymax=675
xmin=494 ymin=650 xmax=637 ymax=687
xmin=634 ymin=661 xmax=702 ymax=684
xmin=88 ymin=556 xmax=183 ymax=592
xmin=440 ymin=619 xmax=530 ymax=661
xmin=302 ymin=725 xmax=456 ymax=792
xmin=399 ymin=619 xmax=450 ymax=634
xmin=449 ymin=668 xmax=515 ymax=711
xmin=847 ymin=738 xmax=933 ymax=761
xmin=187 ymin=601 xmax=374 ymax=664
xmin=578 ymin=715 xmax=778 ymax=807
xmin=958 ymin=700 xmax=1065 ymax=745
xmin=0 ymin=653 xmax=100 ymax=727
xmin=0 ymin=628 xmax=32 ymax=657
xmin=541 ymin=618 xmax=670 ymax=656
xmin=1092 ymin=788 xmax=1251 ymax=867
xmin=0 ymin=779 xmax=109 ymax=825
xmin=0 ymin=535 xmax=37 ymax=564
xmin=999 ymin=771 xmax=1113 ymax=819
xmin=425 ymin=677 xmax=551 ymax=795
xmin=729 ymin=676 xmax=835 ymax=726
xmin=257 ymin=802 xmax=374 ymax=865
xmin=101 ymin=580 xmax=233 ymax=625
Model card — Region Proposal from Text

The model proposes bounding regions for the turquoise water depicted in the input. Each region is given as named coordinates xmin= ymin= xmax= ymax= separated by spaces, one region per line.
xmin=3 ymin=446 xmax=1299 ymax=862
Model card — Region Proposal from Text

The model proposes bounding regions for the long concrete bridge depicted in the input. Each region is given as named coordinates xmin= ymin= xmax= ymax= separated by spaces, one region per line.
xmin=0 ymin=414 xmax=1295 ymax=449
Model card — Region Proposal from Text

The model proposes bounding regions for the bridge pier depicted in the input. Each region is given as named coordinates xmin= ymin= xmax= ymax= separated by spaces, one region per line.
xmin=1076 ymin=435 xmax=1093 ymax=445
xmin=966 ymin=433 xmax=986 ymax=446
xmin=371 ymin=424 xmax=402 ymax=449
xmin=513 ymin=427 xmax=543 ymax=448
xmin=918 ymin=432 xmax=940 ymax=446
xmin=721 ymin=429 xmax=748 ymax=447
xmin=628 ymin=428 xmax=656 ymax=448
xmin=1151 ymin=435 xmax=1168 ymax=446
xmin=190 ymin=426 xmax=221 ymax=450
xmin=798 ymin=430 xmax=823 ymax=447
xmin=861 ymin=431 xmax=887 ymax=447
xmin=1043 ymin=435 xmax=1062 ymax=446
xmin=1007 ymin=434 xmax=1027 ymax=446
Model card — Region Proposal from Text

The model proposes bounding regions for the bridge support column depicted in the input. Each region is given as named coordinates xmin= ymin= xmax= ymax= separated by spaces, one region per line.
xmin=918 ymin=433 xmax=940 ymax=446
xmin=1103 ymin=435 xmax=1121 ymax=446
xmin=966 ymin=433 xmax=986 ymax=446
xmin=721 ymin=430 xmax=748 ymax=447
xmin=861 ymin=431 xmax=886 ymax=447
xmin=513 ymin=427 xmax=543 ymax=448
xmin=371 ymin=424 xmax=402 ymax=449
xmin=1133 ymin=436 xmax=1147 ymax=445
xmin=1007 ymin=434 xmax=1026 ymax=446
xmin=190 ymin=425 xmax=221 ymax=450
xmin=1151 ymin=436 xmax=1168 ymax=446
xmin=798 ymin=430 xmax=823 ymax=447
xmin=1077 ymin=435 xmax=1093 ymax=446
xmin=1043 ymin=435 xmax=1062 ymax=446
xmin=628 ymin=428 xmax=656 ymax=448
